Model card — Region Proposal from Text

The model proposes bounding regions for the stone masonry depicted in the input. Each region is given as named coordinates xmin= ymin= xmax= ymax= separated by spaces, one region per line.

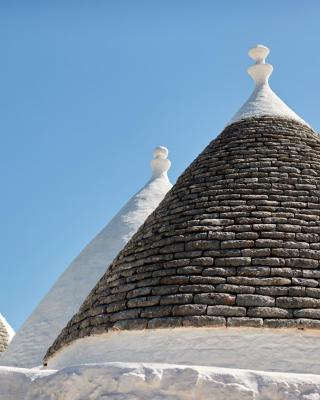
xmin=0 ymin=319 xmax=11 ymax=353
xmin=45 ymin=116 xmax=320 ymax=363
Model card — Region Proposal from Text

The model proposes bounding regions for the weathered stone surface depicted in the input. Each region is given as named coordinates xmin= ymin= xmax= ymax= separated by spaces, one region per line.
xmin=288 ymin=287 xmax=306 ymax=297
xmin=152 ymin=285 xmax=179 ymax=295
xmin=207 ymin=305 xmax=246 ymax=317
xmin=182 ymin=316 xmax=226 ymax=327
xmin=221 ymin=240 xmax=254 ymax=249
xmin=227 ymin=277 xmax=291 ymax=286
xmin=177 ymin=266 xmax=203 ymax=275
xmin=252 ymin=257 xmax=285 ymax=267
xmin=237 ymin=266 xmax=270 ymax=277
xmin=237 ymin=294 xmax=275 ymax=307
xmin=256 ymin=239 xmax=283 ymax=248
xmin=286 ymin=258 xmax=319 ymax=269
xmin=242 ymin=248 xmax=271 ymax=257
xmin=140 ymin=306 xmax=172 ymax=318
xmin=186 ymin=240 xmax=219 ymax=251
xmin=298 ymin=318 xmax=320 ymax=329
xmin=148 ymin=317 xmax=183 ymax=329
xmin=179 ymin=284 xmax=215 ymax=293
xmin=127 ymin=296 xmax=160 ymax=308
xmin=207 ymin=231 xmax=235 ymax=240
xmin=235 ymin=232 xmax=259 ymax=240
xmin=112 ymin=319 xmax=148 ymax=330
xmin=192 ymin=257 xmax=214 ymax=266
xmin=215 ymin=257 xmax=251 ymax=267
xmin=256 ymin=287 xmax=288 ymax=296
xmin=160 ymin=276 xmax=189 ymax=285
xmin=194 ymin=293 xmax=236 ymax=305
xmin=292 ymin=277 xmax=319 ymax=287
xmin=45 ymin=117 xmax=320 ymax=364
xmin=306 ymin=288 xmax=320 ymax=299
xmin=203 ymin=268 xmax=235 ymax=277
xmin=276 ymin=297 xmax=320 ymax=309
xmin=160 ymin=294 xmax=193 ymax=305
xmin=216 ymin=284 xmax=255 ymax=294
xmin=189 ymin=276 xmax=226 ymax=285
xmin=172 ymin=304 xmax=207 ymax=316
xmin=271 ymin=248 xmax=299 ymax=257
xmin=247 ymin=307 xmax=292 ymax=318
xmin=263 ymin=319 xmax=298 ymax=328
xmin=227 ymin=317 xmax=263 ymax=327
xmin=293 ymin=309 xmax=320 ymax=319
xmin=109 ymin=309 xmax=141 ymax=322
xmin=303 ymin=270 xmax=320 ymax=278
xmin=270 ymin=268 xmax=301 ymax=277
xmin=127 ymin=287 xmax=152 ymax=299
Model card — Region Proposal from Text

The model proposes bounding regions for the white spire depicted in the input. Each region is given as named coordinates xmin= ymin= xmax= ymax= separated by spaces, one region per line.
xmin=151 ymin=146 xmax=171 ymax=178
xmin=229 ymin=44 xmax=309 ymax=126
xmin=0 ymin=146 xmax=172 ymax=367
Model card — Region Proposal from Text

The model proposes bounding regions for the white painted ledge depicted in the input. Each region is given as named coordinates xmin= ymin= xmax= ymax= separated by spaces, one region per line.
xmin=47 ymin=327 xmax=320 ymax=374
xmin=2 ymin=362 xmax=320 ymax=400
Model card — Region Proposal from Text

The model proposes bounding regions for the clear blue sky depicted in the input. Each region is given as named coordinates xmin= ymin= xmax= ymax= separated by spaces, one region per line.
xmin=2 ymin=1 xmax=320 ymax=330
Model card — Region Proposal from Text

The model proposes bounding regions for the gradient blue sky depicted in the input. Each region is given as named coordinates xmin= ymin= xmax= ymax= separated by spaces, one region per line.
xmin=2 ymin=1 xmax=320 ymax=329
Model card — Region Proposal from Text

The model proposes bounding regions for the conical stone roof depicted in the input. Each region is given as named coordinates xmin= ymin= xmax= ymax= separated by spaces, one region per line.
xmin=1 ymin=147 xmax=172 ymax=368
xmin=44 ymin=46 xmax=320 ymax=365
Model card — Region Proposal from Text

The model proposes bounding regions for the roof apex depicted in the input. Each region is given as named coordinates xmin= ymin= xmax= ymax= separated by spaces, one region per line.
xmin=228 ymin=45 xmax=309 ymax=127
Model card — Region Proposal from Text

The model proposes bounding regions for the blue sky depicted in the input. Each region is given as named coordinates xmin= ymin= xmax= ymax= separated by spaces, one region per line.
xmin=1 ymin=0 xmax=320 ymax=330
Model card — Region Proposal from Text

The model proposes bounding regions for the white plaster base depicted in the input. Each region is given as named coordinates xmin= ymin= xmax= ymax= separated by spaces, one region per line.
xmin=47 ymin=327 xmax=320 ymax=374
xmin=2 ymin=363 xmax=320 ymax=400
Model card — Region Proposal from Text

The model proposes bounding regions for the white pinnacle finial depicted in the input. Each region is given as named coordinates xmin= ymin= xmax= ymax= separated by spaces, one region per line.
xmin=228 ymin=44 xmax=309 ymax=127
xmin=247 ymin=45 xmax=273 ymax=86
xmin=249 ymin=44 xmax=269 ymax=64
xmin=151 ymin=146 xmax=171 ymax=178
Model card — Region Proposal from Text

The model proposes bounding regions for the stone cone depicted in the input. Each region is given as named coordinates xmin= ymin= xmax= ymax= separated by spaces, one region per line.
xmin=45 ymin=116 xmax=320 ymax=365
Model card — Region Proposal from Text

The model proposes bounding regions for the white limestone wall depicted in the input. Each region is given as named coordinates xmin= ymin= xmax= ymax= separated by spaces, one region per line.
xmin=2 ymin=362 xmax=320 ymax=400
xmin=1 ymin=149 xmax=172 ymax=368
xmin=47 ymin=327 xmax=320 ymax=375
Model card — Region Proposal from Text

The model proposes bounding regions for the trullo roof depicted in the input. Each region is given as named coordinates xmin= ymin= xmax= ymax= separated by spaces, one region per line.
xmin=1 ymin=147 xmax=172 ymax=367
xmin=44 ymin=45 xmax=320 ymax=365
